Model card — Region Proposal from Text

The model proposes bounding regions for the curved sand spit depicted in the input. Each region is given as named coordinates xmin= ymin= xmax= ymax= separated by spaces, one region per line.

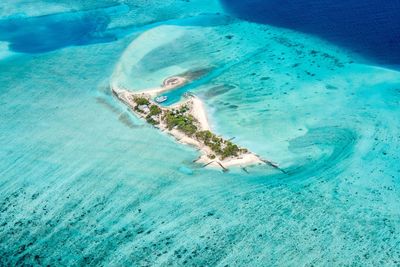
xmin=111 ymin=75 xmax=283 ymax=172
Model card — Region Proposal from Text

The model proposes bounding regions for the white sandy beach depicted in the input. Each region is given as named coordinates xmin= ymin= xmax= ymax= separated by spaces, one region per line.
xmin=110 ymin=76 xmax=266 ymax=170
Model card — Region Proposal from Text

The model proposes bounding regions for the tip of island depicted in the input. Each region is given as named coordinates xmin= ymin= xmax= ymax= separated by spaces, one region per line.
xmin=111 ymin=74 xmax=282 ymax=172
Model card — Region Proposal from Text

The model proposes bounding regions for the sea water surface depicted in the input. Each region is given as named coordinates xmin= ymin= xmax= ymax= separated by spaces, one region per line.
xmin=1 ymin=0 xmax=400 ymax=266
xmin=221 ymin=0 xmax=400 ymax=66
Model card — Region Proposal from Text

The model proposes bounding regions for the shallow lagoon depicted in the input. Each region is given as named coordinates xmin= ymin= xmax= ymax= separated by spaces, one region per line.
xmin=1 ymin=0 xmax=400 ymax=266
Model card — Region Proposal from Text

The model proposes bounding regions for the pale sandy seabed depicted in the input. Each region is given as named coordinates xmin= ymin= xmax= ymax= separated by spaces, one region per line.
xmin=1 ymin=1 xmax=400 ymax=266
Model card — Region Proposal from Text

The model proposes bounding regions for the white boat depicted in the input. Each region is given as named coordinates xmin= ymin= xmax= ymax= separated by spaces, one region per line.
xmin=155 ymin=95 xmax=168 ymax=103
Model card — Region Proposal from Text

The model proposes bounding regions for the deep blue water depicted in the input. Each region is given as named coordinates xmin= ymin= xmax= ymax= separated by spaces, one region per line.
xmin=220 ymin=0 xmax=400 ymax=66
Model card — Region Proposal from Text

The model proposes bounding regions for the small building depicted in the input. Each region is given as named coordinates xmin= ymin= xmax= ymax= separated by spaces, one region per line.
xmin=138 ymin=105 xmax=150 ymax=113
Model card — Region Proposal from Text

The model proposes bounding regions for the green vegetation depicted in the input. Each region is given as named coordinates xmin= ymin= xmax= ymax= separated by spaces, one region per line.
xmin=179 ymin=105 xmax=189 ymax=113
xmin=145 ymin=105 xmax=162 ymax=125
xmin=133 ymin=97 xmax=149 ymax=106
xmin=196 ymin=130 xmax=240 ymax=159
xmin=133 ymin=97 xmax=150 ymax=113
xmin=146 ymin=116 xmax=158 ymax=125
xmin=196 ymin=130 xmax=222 ymax=154
xmin=149 ymin=105 xmax=162 ymax=116
xmin=130 ymin=97 xmax=245 ymax=160
xmin=222 ymin=141 xmax=240 ymax=159
xmin=164 ymin=109 xmax=197 ymax=136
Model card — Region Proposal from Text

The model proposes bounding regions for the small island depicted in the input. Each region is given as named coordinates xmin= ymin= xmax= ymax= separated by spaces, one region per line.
xmin=112 ymin=76 xmax=280 ymax=171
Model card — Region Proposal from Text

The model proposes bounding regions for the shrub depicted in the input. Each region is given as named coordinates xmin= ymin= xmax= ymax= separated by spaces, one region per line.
xmin=221 ymin=142 xmax=239 ymax=159
xmin=134 ymin=97 xmax=149 ymax=106
xmin=179 ymin=105 xmax=189 ymax=113
xmin=162 ymin=109 xmax=243 ymax=159
xmin=149 ymin=105 xmax=162 ymax=116
xmin=146 ymin=116 xmax=158 ymax=125
xmin=164 ymin=111 xmax=197 ymax=136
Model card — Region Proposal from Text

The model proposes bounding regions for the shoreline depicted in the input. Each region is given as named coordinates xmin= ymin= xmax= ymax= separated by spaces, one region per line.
xmin=111 ymin=76 xmax=276 ymax=171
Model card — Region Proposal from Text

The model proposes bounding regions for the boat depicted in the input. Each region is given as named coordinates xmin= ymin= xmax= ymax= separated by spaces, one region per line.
xmin=155 ymin=95 xmax=168 ymax=103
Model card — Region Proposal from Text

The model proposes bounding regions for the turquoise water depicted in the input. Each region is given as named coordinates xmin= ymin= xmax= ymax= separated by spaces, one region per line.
xmin=221 ymin=0 xmax=400 ymax=66
xmin=1 ymin=1 xmax=400 ymax=266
